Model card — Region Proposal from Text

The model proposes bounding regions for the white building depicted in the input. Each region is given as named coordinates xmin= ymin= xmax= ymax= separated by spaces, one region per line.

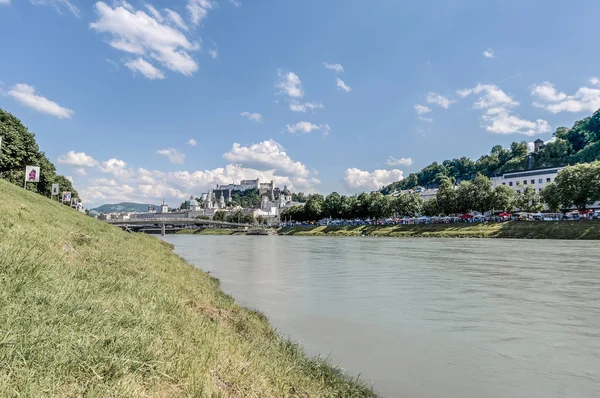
xmin=491 ymin=166 xmax=562 ymax=193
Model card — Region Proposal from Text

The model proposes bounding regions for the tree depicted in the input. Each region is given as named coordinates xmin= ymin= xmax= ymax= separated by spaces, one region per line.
xmin=515 ymin=184 xmax=543 ymax=213
xmin=490 ymin=185 xmax=515 ymax=213
xmin=541 ymin=183 xmax=561 ymax=212
xmin=422 ymin=197 xmax=439 ymax=217
xmin=1 ymin=109 xmax=78 ymax=199
xmin=323 ymin=192 xmax=343 ymax=219
xmin=213 ymin=211 xmax=226 ymax=221
xmin=355 ymin=192 xmax=372 ymax=219
xmin=291 ymin=192 xmax=308 ymax=203
xmin=368 ymin=193 xmax=393 ymax=220
xmin=436 ymin=178 xmax=457 ymax=215
xmin=552 ymin=162 xmax=600 ymax=210
xmin=243 ymin=213 xmax=255 ymax=224
xmin=304 ymin=194 xmax=324 ymax=221
xmin=468 ymin=174 xmax=493 ymax=213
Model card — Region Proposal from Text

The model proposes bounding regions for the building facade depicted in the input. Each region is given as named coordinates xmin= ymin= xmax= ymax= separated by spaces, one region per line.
xmin=490 ymin=166 xmax=562 ymax=193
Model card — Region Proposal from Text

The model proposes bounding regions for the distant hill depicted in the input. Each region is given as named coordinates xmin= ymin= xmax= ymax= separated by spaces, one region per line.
xmin=89 ymin=202 xmax=160 ymax=215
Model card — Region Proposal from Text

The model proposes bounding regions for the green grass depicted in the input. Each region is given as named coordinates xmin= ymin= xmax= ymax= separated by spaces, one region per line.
xmin=278 ymin=220 xmax=600 ymax=240
xmin=0 ymin=179 xmax=375 ymax=397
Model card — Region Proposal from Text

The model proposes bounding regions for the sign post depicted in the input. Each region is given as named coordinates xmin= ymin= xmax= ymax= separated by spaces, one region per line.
xmin=51 ymin=184 xmax=59 ymax=200
xmin=62 ymin=191 xmax=72 ymax=204
xmin=24 ymin=166 xmax=40 ymax=189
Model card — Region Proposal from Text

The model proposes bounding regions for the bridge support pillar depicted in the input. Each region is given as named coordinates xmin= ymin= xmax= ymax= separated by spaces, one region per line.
xmin=161 ymin=223 xmax=166 ymax=236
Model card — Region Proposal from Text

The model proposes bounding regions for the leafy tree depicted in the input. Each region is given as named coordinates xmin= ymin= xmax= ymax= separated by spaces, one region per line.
xmin=0 ymin=108 xmax=78 ymax=199
xmin=515 ymin=184 xmax=543 ymax=213
xmin=291 ymin=192 xmax=308 ymax=203
xmin=422 ymin=197 xmax=439 ymax=217
xmin=469 ymin=174 xmax=493 ymax=213
xmin=213 ymin=211 xmax=226 ymax=221
xmin=541 ymin=183 xmax=561 ymax=212
xmin=368 ymin=193 xmax=393 ymax=220
xmin=243 ymin=213 xmax=255 ymax=224
xmin=551 ymin=162 xmax=600 ymax=210
xmin=355 ymin=192 xmax=372 ymax=219
xmin=230 ymin=189 xmax=261 ymax=208
xmin=323 ymin=192 xmax=343 ymax=219
xmin=304 ymin=194 xmax=324 ymax=221
xmin=436 ymin=178 xmax=457 ymax=215
xmin=490 ymin=185 xmax=515 ymax=213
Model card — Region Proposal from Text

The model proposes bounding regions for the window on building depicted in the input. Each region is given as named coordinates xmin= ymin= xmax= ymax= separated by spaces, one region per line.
xmin=547 ymin=178 xmax=551 ymax=183
xmin=509 ymin=181 xmax=513 ymax=187
xmin=502 ymin=182 xmax=506 ymax=186
xmin=531 ymin=179 xmax=535 ymax=184
xmin=538 ymin=178 xmax=543 ymax=184
xmin=523 ymin=180 xmax=528 ymax=185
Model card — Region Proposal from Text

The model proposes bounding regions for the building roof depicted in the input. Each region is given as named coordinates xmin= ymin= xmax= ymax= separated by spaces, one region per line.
xmin=282 ymin=186 xmax=292 ymax=195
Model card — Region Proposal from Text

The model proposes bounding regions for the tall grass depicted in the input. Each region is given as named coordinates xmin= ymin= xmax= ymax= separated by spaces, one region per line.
xmin=0 ymin=180 xmax=376 ymax=397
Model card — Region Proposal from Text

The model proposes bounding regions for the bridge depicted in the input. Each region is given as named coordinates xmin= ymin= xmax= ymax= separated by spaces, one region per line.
xmin=107 ymin=218 xmax=252 ymax=236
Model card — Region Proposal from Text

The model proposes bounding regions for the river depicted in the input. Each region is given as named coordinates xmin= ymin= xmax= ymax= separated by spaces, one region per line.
xmin=162 ymin=235 xmax=600 ymax=398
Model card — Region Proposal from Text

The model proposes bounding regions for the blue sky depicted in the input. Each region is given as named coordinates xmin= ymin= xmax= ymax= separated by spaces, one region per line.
xmin=1 ymin=0 xmax=599 ymax=207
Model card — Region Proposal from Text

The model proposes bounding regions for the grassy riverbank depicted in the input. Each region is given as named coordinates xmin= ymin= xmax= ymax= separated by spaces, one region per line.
xmin=0 ymin=179 xmax=375 ymax=397
xmin=278 ymin=221 xmax=600 ymax=240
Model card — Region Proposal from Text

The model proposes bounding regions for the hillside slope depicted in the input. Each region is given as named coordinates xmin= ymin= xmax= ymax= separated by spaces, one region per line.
xmin=0 ymin=179 xmax=374 ymax=397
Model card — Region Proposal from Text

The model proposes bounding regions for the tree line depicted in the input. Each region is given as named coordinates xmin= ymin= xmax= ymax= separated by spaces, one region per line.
xmin=382 ymin=109 xmax=600 ymax=194
xmin=0 ymin=109 xmax=79 ymax=200
xmin=282 ymin=162 xmax=600 ymax=222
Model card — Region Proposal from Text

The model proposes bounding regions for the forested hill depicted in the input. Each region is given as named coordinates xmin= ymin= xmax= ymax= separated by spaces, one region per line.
xmin=382 ymin=109 xmax=600 ymax=194
xmin=0 ymin=109 xmax=78 ymax=199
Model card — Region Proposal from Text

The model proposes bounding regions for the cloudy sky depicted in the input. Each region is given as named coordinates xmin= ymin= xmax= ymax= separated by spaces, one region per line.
xmin=1 ymin=0 xmax=599 ymax=207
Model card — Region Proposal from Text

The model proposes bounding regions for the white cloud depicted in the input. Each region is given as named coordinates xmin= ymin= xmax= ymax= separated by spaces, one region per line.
xmin=532 ymin=80 xmax=600 ymax=114
xmin=106 ymin=58 xmax=119 ymax=71
xmin=457 ymin=84 xmax=518 ymax=109
xmin=481 ymin=108 xmax=551 ymax=136
xmin=414 ymin=104 xmax=432 ymax=115
xmin=386 ymin=157 xmax=413 ymax=167
xmin=125 ymin=57 xmax=166 ymax=80
xmin=8 ymin=84 xmax=74 ymax=119
xmin=223 ymin=139 xmax=310 ymax=178
xmin=323 ymin=62 xmax=344 ymax=73
xmin=240 ymin=111 xmax=263 ymax=123
xmin=75 ymin=168 xmax=88 ymax=176
xmin=0 ymin=0 xmax=11 ymax=5
xmin=483 ymin=48 xmax=495 ymax=58
xmin=289 ymin=100 xmax=325 ymax=113
xmin=208 ymin=49 xmax=218 ymax=58
xmin=79 ymin=140 xmax=321 ymax=206
xmin=29 ymin=0 xmax=79 ymax=17
xmin=65 ymin=176 xmax=73 ymax=183
xmin=187 ymin=0 xmax=215 ymax=26
xmin=98 ymin=158 xmax=132 ymax=179
xmin=276 ymin=70 xmax=304 ymax=98
xmin=426 ymin=92 xmax=455 ymax=109
xmin=418 ymin=116 xmax=433 ymax=122
xmin=530 ymin=82 xmax=567 ymax=102
xmin=229 ymin=0 xmax=241 ymax=7
xmin=90 ymin=2 xmax=200 ymax=78
xmin=590 ymin=77 xmax=600 ymax=86
xmin=336 ymin=78 xmax=352 ymax=92
xmin=164 ymin=8 xmax=188 ymax=31
xmin=460 ymin=83 xmax=550 ymax=135
xmin=144 ymin=4 xmax=163 ymax=21
xmin=344 ymin=168 xmax=404 ymax=193
xmin=57 ymin=151 xmax=98 ymax=167
xmin=157 ymin=148 xmax=186 ymax=164
xmin=286 ymin=121 xmax=330 ymax=135
xmin=187 ymin=139 xmax=197 ymax=146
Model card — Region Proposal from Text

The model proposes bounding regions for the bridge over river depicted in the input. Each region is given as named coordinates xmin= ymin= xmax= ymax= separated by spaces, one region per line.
xmin=107 ymin=218 xmax=252 ymax=235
